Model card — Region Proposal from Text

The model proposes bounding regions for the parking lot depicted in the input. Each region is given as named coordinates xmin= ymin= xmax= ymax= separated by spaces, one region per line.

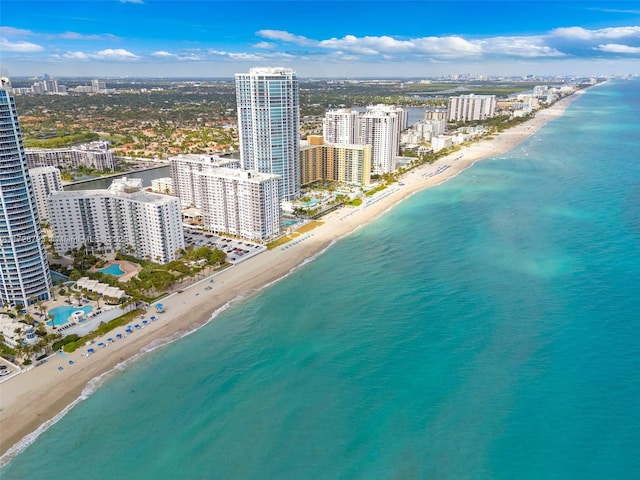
xmin=183 ymin=229 xmax=266 ymax=264
xmin=0 ymin=360 xmax=15 ymax=378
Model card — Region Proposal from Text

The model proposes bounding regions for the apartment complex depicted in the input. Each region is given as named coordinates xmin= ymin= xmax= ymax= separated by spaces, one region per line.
xmin=26 ymin=140 xmax=116 ymax=171
xmin=447 ymin=94 xmax=497 ymax=122
xmin=322 ymin=109 xmax=360 ymax=145
xmin=48 ymin=178 xmax=184 ymax=264
xmin=321 ymin=105 xmax=407 ymax=175
xmin=197 ymin=168 xmax=281 ymax=241
xmin=28 ymin=166 xmax=63 ymax=222
xmin=0 ymin=80 xmax=52 ymax=305
xmin=235 ymin=67 xmax=300 ymax=201
xmin=170 ymin=154 xmax=240 ymax=208
xmin=300 ymin=136 xmax=372 ymax=186
xmin=359 ymin=105 xmax=407 ymax=174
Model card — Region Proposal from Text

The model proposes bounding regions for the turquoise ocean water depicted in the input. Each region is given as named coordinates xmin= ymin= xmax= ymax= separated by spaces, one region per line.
xmin=3 ymin=80 xmax=640 ymax=479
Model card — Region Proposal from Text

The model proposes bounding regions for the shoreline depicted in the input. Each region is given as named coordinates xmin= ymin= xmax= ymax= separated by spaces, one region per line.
xmin=0 ymin=92 xmax=583 ymax=464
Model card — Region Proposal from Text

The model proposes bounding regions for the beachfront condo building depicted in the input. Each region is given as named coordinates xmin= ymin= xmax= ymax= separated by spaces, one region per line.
xmin=48 ymin=178 xmax=184 ymax=264
xmin=235 ymin=67 xmax=300 ymax=201
xmin=170 ymin=154 xmax=240 ymax=208
xmin=196 ymin=168 xmax=281 ymax=241
xmin=26 ymin=140 xmax=116 ymax=171
xmin=322 ymin=108 xmax=360 ymax=145
xmin=447 ymin=94 xmax=497 ymax=122
xmin=301 ymin=136 xmax=372 ymax=186
xmin=0 ymin=79 xmax=52 ymax=305
xmin=28 ymin=166 xmax=63 ymax=222
xmin=360 ymin=105 xmax=407 ymax=174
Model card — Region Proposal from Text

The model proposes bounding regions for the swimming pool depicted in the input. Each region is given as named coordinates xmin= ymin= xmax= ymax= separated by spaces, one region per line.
xmin=98 ymin=263 xmax=125 ymax=276
xmin=50 ymin=271 xmax=69 ymax=285
xmin=47 ymin=305 xmax=94 ymax=326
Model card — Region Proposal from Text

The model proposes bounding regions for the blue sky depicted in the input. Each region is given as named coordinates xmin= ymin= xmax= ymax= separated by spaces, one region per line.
xmin=1 ymin=0 xmax=639 ymax=78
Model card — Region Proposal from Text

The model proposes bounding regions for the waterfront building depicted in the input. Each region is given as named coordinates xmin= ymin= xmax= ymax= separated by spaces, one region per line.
xmin=300 ymin=136 xmax=372 ymax=186
xmin=431 ymin=135 xmax=454 ymax=152
xmin=322 ymin=109 xmax=360 ymax=145
xmin=424 ymin=108 xmax=448 ymax=121
xmin=235 ymin=67 xmax=300 ymax=201
xmin=26 ymin=141 xmax=116 ymax=171
xmin=360 ymin=105 xmax=406 ymax=174
xmin=151 ymin=177 xmax=173 ymax=195
xmin=447 ymin=94 xmax=497 ymax=122
xmin=0 ymin=79 xmax=52 ymax=305
xmin=28 ymin=166 xmax=63 ymax=222
xmin=169 ymin=154 xmax=240 ymax=208
xmin=400 ymin=119 xmax=447 ymax=145
xmin=48 ymin=178 xmax=184 ymax=264
xmin=196 ymin=168 xmax=281 ymax=241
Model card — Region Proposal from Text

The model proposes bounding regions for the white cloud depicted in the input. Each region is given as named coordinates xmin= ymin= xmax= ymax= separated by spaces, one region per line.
xmin=551 ymin=26 xmax=640 ymax=40
xmin=61 ymin=48 xmax=139 ymax=61
xmin=595 ymin=43 xmax=640 ymax=54
xmin=253 ymin=41 xmax=276 ymax=50
xmin=256 ymin=30 xmax=317 ymax=46
xmin=61 ymin=51 xmax=90 ymax=60
xmin=152 ymin=51 xmax=174 ymax=57
xmin=95 ymin=48 xmax=139 ymax=60
xmin=0 ymin=38 xmax=44 ymax=52
xmin=478 ymin=36 xmax=565 ymax=58
xmin=0 ymin=27 xmax=34 ymax=37
xmin=56 ymin=31 xmax=119 ymax=41
xmin=412 ymin=36 xmax=482 ymax=56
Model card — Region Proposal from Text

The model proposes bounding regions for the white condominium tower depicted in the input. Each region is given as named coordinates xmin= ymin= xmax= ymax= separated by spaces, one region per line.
xmin=322 ymin=108 xmax=360 ymax=145
xmin=28 ymin=166 xmax=63 ymax=222
xmin=197 ymin=168 xmax=281 ymax=241
xmin=48 ymin=178 xmax=184 ymax=264
xmin=235 ymin=67 xmax=300 ymax=201
xmin=360 ymin=105 xmax=407 ymax=174
xmin=0 ymin=79 xmax=52 ymax=305
xmin=447 ymin=94 xmax=496 ymax=122
xmin=170 ymin=154 xmax=240 ymax=208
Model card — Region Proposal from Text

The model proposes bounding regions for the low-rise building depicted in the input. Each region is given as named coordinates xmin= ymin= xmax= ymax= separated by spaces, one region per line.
xmin=26 ymin=141 xmax=116 ymax=171
xmin=432 ymin=135 xmax=454 ymax=152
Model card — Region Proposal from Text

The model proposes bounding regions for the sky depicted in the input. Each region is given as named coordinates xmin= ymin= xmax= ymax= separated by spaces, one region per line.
xmin=1 ymin=0 xmax=640 ymax=78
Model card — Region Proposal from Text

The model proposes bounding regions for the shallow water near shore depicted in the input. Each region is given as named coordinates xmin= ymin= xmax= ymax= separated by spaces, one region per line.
xmin=3 ymin=80 xmax=640 ymax=479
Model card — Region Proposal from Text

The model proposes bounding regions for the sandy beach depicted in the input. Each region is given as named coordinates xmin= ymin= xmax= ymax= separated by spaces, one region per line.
xmin=0 ymin=93 xmax=581 ymax=462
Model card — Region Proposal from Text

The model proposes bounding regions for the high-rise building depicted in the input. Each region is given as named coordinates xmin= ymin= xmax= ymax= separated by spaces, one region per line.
xmin=447 ymin=94 xmax=496 ymax=122
xmin=196 ymin=168 xmax=281 ymax=241
xmin=169 ymin=154 xmax=240 ymax=208
xmin=48 ymin=178 xmax=184 ymax=264
xmin=28 ymin=166 xmax=63 ymax=222
xmin=235 ymin=67 xmax=300 ymax=201
xmin=322 ymin=108 xmax=360 ymax=145
xmin=300 ymin=136 xmax=372 ymax=186
xmin=0 ymin=79 xmax=52 ymax=305
xmin=360 ymin=105 xmax=406 ymax=174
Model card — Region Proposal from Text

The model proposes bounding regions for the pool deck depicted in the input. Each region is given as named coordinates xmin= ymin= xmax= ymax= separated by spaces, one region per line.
xmin=90 ymin=260 xmax=141 ymax=282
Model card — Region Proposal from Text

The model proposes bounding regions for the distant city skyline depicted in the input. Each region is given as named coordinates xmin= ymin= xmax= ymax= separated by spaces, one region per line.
xmin=1 ymin=1 xmax=639 ymax=78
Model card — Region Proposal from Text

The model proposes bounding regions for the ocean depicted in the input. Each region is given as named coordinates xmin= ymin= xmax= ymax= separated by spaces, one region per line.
xmin=3 ymin=80 xmax=640 ymax=479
